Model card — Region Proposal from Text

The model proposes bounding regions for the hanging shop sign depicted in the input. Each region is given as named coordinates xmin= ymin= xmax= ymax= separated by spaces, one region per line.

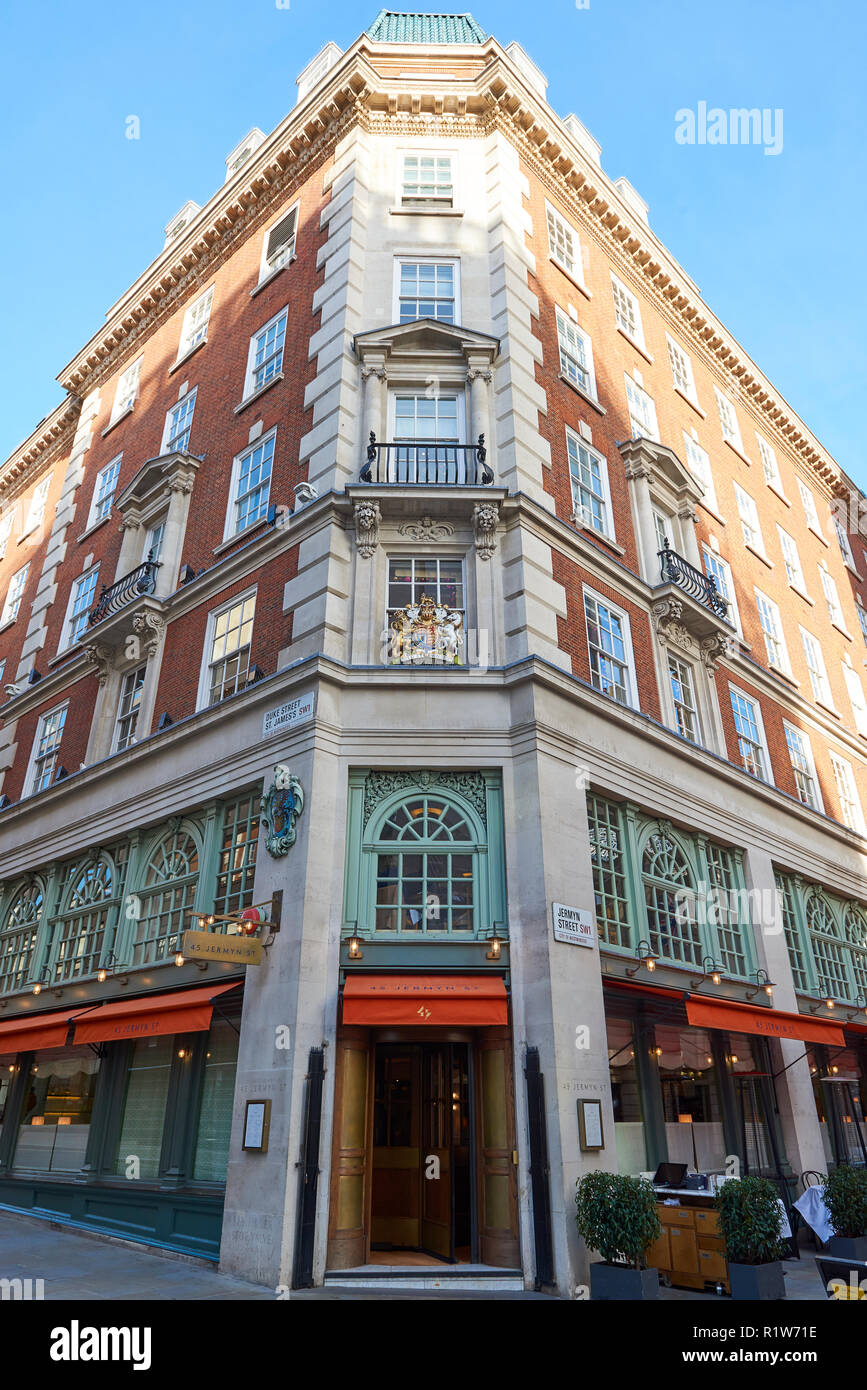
xmin=181 ymin=930 xmax=263 ymax=965
xmin=552 ymin=902 xmax=595 ymax=948
xmin=262 ymin=690 xmax=314 ymax=738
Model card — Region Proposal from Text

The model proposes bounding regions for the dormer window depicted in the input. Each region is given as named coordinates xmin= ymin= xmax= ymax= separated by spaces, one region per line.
xmin=224 ymin=128 xmax=266 ymax=182
xmin=163 ymin=200 xmax=201 ymax=248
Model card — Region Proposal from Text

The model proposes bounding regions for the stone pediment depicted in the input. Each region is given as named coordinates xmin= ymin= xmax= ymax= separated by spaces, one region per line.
xmin=354 ymin=318 xmax=499 ymax=368
xmin=114 ymin=450 xmax=202 ymax=517
xmin=617 ymin=436 xmax=704 ymax=507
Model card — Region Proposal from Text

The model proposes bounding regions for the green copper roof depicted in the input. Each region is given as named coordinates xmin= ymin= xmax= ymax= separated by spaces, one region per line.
xmin=366 ymin=11 xmax=487 ymax=44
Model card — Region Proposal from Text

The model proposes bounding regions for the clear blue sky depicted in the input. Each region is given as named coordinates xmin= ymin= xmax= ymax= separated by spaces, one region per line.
xmin=1 ymin=1 xmax=865 ymax=484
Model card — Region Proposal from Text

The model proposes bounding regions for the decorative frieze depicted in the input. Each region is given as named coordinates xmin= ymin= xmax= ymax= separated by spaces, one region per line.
xmin=397 ymin=516 xmax=455 ymax=543
xmin=362 ymin=770 xmax=488 ymax=829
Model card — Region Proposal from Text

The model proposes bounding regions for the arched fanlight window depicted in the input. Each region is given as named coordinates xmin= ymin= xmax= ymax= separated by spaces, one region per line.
xmin=51 ymin=853 xmax=122 ymax=983
xmin=843 ymin=904 xmax=867 ymax=1000
xmin=641 ymin=829 xmax=701 ymax=966
xmin=806 ymin=891 xmax=850 ymax=1002
xmin=0 ymin=879 xmax=44 ymax=995
xmin=129 ymin=826 xmax=201 ymax=967
xmin=368 ymin=793 xmax=481 ymax=935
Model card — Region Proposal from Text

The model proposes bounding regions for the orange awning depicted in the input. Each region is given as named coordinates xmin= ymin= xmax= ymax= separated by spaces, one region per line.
xmin=0 ymin=1006 xmax=92 ymax=1056
xmin=72 ymin=982 xmax=241 ymax=1045
xmin=686 ymin=994 xmax=845 ymax=1047
xmin=343 ymin=974 xmax=508 ymax=1026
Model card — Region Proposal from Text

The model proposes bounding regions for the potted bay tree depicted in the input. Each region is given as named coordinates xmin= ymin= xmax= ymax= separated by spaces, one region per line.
xmin=715 ymin=1175 xmax=787 ymax=1299
xmin=575 ymin=1170 xmax=661 ymax=1300
xmin=823 ymin=1165 xmax=867 ymax=1261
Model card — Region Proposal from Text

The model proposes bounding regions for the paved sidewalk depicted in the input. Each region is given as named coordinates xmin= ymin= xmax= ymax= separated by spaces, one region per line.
xmin=0 ymin=1209 xmax=833 ymax=1301
xmin=0 ymin=1211 xmax=551 ymax=1300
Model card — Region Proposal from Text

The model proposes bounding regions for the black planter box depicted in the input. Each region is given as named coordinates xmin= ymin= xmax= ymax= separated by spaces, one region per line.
xmin=590 ymin=1263 xmax=659 ymax=1300
xmin=828 ymin=1235 xmax=867 ymax=1262
xmin=728 ymin=1260 xmax=786 ymax=1300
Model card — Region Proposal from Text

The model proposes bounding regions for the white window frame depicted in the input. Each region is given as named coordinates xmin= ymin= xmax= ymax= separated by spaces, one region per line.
xmin=754 ymin=588 xmax=791 ymax=675
xmin=259 ymin=202 xmax=299 ymax=282
xmin=23 ymin=475 xmax=52 ymax=536
xmin=683 ymin=434 xmax=717 ymax=512
xmin=733 ymin=482 xmax=765 ymax=554
xmin=177 ymin=287 xmax=214 ymax=361
xmin=196 ymin=588 xmax=257 ymax=711
xmin=666 ymin=334 xmax=697 ymax=403
xmin=782 ymin=721 xmax=823 ymax=812
xmin=728 ymin=683 xmax=774 ymax=784
xmin=582 ymin=586 xmax=638 ymax=709
xmin=834 ymin=515 xmax=857 ymax=570
xmin=243 ymin=306 xmax=288 ymax=401
xmin=756 ymin=435 xmax=783 ymax=492
xmin=556 ymin=308 xmax=597 ymax=399
xmin=777 ymin=525 xmax=807 ymax=596
xmin=829 ymin=751 xmax=866 ymax=833
xmin=393 ymin=257 xmax=460 ymax=324
xmin=25 ymin=703 xmax=68 ymax=796
xmin=388 ymin=389 xmax=466 ymax=444
xmin=857 ymin=598 xmax=867 ymax=650
xmin=703 ymin=546 xmax=741 ymax=636
xmin=1 ymin=562 xmax=29 ymax=626
xmin=161 ymin=388 xmax=197 ymax=455
xmin=611 ymin=273 xmax=645 ymax=349
xmin=566 ymin=429 xmax=614 ymax=539
xmin=546 ymin=201 xmax=586 ymax=287
xmin=800 ymin=626 xmax=834 ymax=708
xmin=818 ymin=563 xmax=846 ymax=631
xmin=224 ymin=429 xmax=276 ymax=540
xmin=109 ymin=357 xmax=143 ymax=426
xmin=0 ymin=510 xmax=14 ymax=559
xmin=714 ymin=387 xmax=744 ymax=453
xmin=112 ymin=664 xmax=148 ymax=754
xmin=400 ymin=151 xmax=456 ymax=209
xmin=87 ymin=455 xmax=123 ymax=530
xmin=843 ymin=660 xmax=867 ymax=738
xmin=798 ymin=478 xmax=824 ymax=538
xmin=61 ymin=564 xmax=100 ymax=651
xmin=667 ymin=651 xmax=702 ymax=744
xmin=625 ymin=375 xmax=659 ymax=442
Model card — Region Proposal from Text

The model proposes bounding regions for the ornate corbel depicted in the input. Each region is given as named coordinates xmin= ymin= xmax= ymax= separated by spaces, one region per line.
xmin=472 ymin=501 xmax=499 ymax=561
xmin=354 ymin=499 xmax=381 ymax=558
xmin=131 ymin=610 xmax=166 ymax=658
xmin=650 ymin=597 xmax=696 ymax=656
xmin=699 ymin=632 xmax=733 ymax=674
xmin=82 ymin=642 xmax=115 ymax=686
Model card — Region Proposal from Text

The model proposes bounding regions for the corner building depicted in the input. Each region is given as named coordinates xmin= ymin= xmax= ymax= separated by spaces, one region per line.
xmin=0 ymin=11 xmax=865 ymax=1294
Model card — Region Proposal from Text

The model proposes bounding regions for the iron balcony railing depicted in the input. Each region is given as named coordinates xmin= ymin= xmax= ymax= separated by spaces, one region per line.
xmin=658 ymin=538 xmax=729 ymax=618
xmin=360 ymin=432 xmax=494 ymax=486
xmin=88 ymin=553 xmax=161 ymax=627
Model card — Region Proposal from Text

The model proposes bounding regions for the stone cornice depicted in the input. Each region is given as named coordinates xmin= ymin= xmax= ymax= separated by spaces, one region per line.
xmin=4 ymin=36 xmax=857 ymax=513
xmin=0 ymin=398 xmax=80 ymax=500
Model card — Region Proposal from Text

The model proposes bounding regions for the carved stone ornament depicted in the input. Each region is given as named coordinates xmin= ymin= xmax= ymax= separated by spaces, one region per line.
xmin=651 ymin=597 xmax=731 ymax=674
xmin=261 ymin=764 xmax=305 ymax=857
xmin=397 ymin=516 xmax=455 ymax=543
xmin=132 ymin=610 xmax=165 ymax=658
xmin=472 ymin=501 xmax=499 ymax=561
xmin=83 ymin=642 xmax=115 ymax=686
xmin=389 ymin=593 xmax=464 ymax=666
xmin=354 ymin=499 xmax=381 ymax=558
xmin=363 ymin=770 xmax=488 ymax=829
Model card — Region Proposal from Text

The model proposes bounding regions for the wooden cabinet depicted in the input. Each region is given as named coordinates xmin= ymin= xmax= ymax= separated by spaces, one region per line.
xmin=647 ymin=1199 xmax=730 ymax=1293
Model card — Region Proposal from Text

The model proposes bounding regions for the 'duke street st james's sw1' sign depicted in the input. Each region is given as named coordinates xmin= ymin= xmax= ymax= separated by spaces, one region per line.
xmin=552 ymin=902 xmax=595 ymax=948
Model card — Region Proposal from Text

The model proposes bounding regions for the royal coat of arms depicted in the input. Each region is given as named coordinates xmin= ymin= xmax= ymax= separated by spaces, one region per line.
xmin=261 ymin=764 xmax=305 ymax=857
xmin=388 ymin=592 xmax=464 ymax=665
